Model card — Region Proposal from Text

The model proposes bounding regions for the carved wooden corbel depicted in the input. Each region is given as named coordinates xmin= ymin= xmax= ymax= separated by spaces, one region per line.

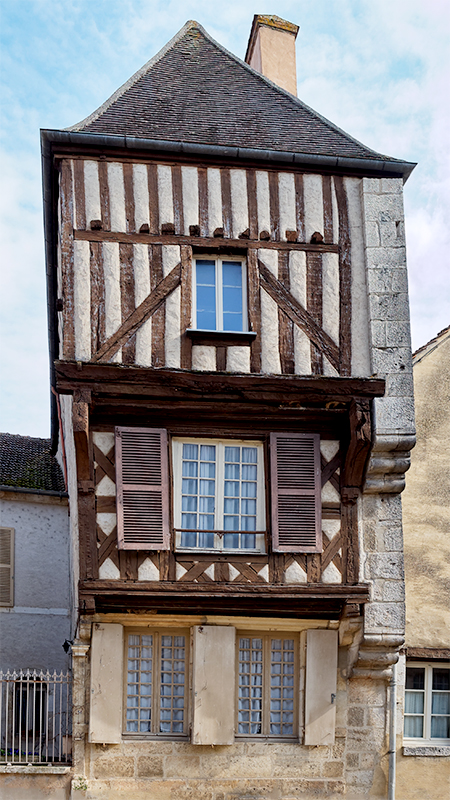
xmin=73 ymin=388 xmax=92 ymax=485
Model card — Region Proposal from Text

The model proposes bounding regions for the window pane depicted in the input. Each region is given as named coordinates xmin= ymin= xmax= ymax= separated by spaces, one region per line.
xmin=433 ymin=669 xmax=450 ymax=691
xmin=222 ymin=262 xmax=243 ymax=332
xmin=182 ymin=461 xmax=198 ymax=477
xmin=431 ymin=693 xmax=450 ymax=715
xmin=180 ymin=531 xmax=197 ymax=547
xmin=405 ymin=691 xmax=424 ymax=714
xmin=158 ymin=635 xmax=186 ymax=734
xmin=182 ymin=443 xmax=198 ymax=460
xmin=223 ymin=532 xmax=240 ymax=548
xmin=270 ymin=639 xmax=295 ymax=735
xmin=200 ymin=445 xmax=216 ymax=461
xmin=225 ymin=447 xmax=240 ymax=462
xmin=406 ymin=667 xmax=425 ymax=690
xmin=238 ymin=638 xmax=263 ymax=735
xmin=404 ymin=715 xmax=423 ymax=738
xmin=196 ymin=261 xmax=216 ymax=329
xmin=431 ymin=716 xmax=450 ymax=738
xmin=198 ymin=531 xmax=214 ymax=548
xmin=241 ymin=533 xmax=256 ymax=548
xmin=126 ymin=634 xmax=153 ymax=733
xmin=181 ymin=444 xmax=216 ymax=537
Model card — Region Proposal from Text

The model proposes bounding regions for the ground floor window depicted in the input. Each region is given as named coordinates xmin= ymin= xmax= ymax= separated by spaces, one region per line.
xmin=404 ymin=662 xmax=450 ymax=742
xmin=236 ymin=633 xmax=298 ymax=737
xmin=125 ymin=630 xmax=188 ymax=736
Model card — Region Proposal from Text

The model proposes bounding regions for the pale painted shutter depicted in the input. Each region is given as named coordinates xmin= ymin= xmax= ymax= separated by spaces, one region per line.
xmin=89 ymin=623 xmax=123 ymax=743
xmin=304 ymin=629 xmax=338 ymax=745
xmin=115 ymin=427 xmax=170 ymax=550
xmin=0 ymin=527 xmax=14 ymax=607
xmin=192 ymin=625 xmax=235 ymax=745
xmin=270 ymin=433 xmax=321 ymax=552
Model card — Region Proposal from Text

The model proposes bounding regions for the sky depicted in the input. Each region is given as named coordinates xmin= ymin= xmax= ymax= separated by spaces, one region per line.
xmin=1 ymin=0 xmax=449 ymax=438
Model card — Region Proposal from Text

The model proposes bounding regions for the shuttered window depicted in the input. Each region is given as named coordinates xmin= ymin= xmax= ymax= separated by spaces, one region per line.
xmin=270 ymin=433 xmax=321 ymax=553
xmin=115 ymin=427 xmax=170 ymax=550
xmin=0 ymin=527 xmax=14 ymax=607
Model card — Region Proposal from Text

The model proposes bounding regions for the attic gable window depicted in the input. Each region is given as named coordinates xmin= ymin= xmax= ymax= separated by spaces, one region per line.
xmin=194 ymin=257 xmax=247 ymax=332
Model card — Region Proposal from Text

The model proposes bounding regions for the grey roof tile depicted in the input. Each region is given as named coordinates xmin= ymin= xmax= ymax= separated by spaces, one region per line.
xmin=69 ymin=21 xmax=401 ymax=163
xmin=0 ymin=433 xmax=66 ymax=492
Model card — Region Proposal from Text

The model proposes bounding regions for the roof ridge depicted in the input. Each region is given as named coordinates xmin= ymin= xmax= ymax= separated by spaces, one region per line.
xmin=67 ymin=20 xmax=405 ymax=164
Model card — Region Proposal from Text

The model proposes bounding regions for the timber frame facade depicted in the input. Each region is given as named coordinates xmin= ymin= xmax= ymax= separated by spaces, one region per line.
xmin=41 ymin=17 xmax=416 ymax=800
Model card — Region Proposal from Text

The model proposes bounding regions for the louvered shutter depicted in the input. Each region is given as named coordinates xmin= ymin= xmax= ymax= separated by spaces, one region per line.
xmin=0 ymin=527 xmax=14 ymax=607
xmin=115 ymin=427 xmax=170 ymax=550
xmin=270 ymin=433 xmax=321 ymax=553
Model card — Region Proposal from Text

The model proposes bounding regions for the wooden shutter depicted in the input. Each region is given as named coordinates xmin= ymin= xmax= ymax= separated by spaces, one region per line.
xmin=270 ymin=433 xmax=321 ymax=552
xmin=115 ymin=427 xmax=170 ymax=550
xmin=192 ymin=625 xmax=236 ymax=745
xmin=304 ymin=629 xmax=338 ymax=745
xmin=0 ymin=527 xmax=14 ymax=607
xmin=89 ymin=623 xmax=123 ymax=743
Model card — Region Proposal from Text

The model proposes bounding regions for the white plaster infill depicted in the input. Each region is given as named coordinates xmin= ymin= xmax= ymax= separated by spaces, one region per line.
xmin=0 ymin=765 xmax=71 ymax=774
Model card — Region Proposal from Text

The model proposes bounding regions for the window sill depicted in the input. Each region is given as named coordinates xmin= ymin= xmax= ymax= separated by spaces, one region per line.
xmin=186 ymin=329 xmax=257 ymax=347
xmin=0 ymin=764 xmax=71 ymax=774
xmin=402 ymin=745 xmax=450 ymax=757
xmin=176 ymin=548 xmax=266 ymax=555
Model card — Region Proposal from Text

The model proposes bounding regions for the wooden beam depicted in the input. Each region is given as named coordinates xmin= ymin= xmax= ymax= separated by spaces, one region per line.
xmin=258 ymin=259 xmax=340 ymax=370
xmin=73 ymin=229 xmax=339 ymax=252
xmin=342 ymin=399 xmax=372 ymax=487
xmin=56 ymin=361 xmax=386 ymax=401
xmin=91 ymin=262 xmax=181 ymax=363
xmin=72 ymin=388 xmax=91 ymax=482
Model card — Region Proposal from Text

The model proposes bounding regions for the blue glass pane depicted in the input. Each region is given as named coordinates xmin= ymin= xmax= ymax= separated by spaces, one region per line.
xmin=225 ymin=481 xmax=239 ymax=497
xmin=199 ymin=479 xmax=215 ymax=495
xmin=181 ymin=513 xmax=197 ymax=529
xmin=181 ymin=531 xmax=197 ymax=547
xmin=200 ymin=445 xmax=216 ymax=460
xmin=223 ymin=533 xmax=240 ymax=548
xmin=197 ymin=261 xmax=215 ymax=283
xmin=197 ymin=285 xmax=216 ymax=330
xmin=222 ymin=262 xmax=242 ymax=287
xmin=242 ymin=447 xmax=257 ymax=463
xmin=242 ymin=499 xmax=256 ymax=515
xmin=198 ymin=531 xmax=215 ymax=548
xmin=200 ymin=461 xmax=215 ymax=478
xmin=404 ymin=716 xmax=423 ymax=737
xmin=242 ymin=464 xmax=257 ymax=480
xmin=182 ymin=443 xmax=198 ymax=459
xmin=242 ymin=482 xmax=257 ymax=498
xmin=242 ymin=516 xmax=256 ymax=531
xmin=182 ymin=460 xmax=198 ymax=477
xmin=432 ymin=692 xmax=450 ymax=714
xmin=223 ymin=310 xmax=243 ymax=332
xmin=199 ymin=514 xmax=214 ymax=529
xmin=225 ymin=447 xmax=240 ymax=462
xmin=224 ymin=515 xmax=239 ymax=530
xmin=182 ymin=478 xmax=197 ymax=495
xmin=181 ymin=496 xmax=197 ymax=512
xmin=199 ymin=496 xmax=215 ymax=513
xmin=225 ymin=463 xmax=240 ymax=479
xmin=241 ymin=533 xmax=256 ymax=548
xmin=224 ymin=498 xmax=240 ymax=514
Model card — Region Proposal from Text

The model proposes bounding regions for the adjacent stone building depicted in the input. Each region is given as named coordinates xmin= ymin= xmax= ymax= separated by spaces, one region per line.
xmin=396 ymin=326 xmax=450 ymax=799
xmin=38 ymin=15 xmax=417 ymax=799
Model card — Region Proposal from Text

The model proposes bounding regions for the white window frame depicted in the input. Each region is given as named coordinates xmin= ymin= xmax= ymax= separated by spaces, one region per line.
xmin=123 ymin=628 xmax=189 ymax=739
xmin=404 ymin=661 xmax=450 ymax=745
xmin=192 ymin=255 xmax=248 ymax=331
xmin=172 ymin=437 xmax=266 ymax=553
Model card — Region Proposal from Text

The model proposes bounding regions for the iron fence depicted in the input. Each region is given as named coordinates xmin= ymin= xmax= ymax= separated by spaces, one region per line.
xmin=0 ymin=669 xmax=71 ymax=764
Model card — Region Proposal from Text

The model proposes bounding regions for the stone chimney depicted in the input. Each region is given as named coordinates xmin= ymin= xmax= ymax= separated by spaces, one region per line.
xmin=245 ymin=14 xmax=299 ymax=96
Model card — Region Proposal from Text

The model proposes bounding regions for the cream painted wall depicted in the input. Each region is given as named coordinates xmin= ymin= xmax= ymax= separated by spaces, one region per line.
xmin=402 ymin=332 xmax=450 ymax=648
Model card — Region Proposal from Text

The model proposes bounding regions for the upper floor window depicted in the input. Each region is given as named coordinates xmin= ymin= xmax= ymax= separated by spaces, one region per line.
xmin=404 ymin=663 xmax=450 ymax=742
xmin=194 ymin=257 xmax=247 ymax=332
xmin=172 ymin=438 xmax=265 ymax=552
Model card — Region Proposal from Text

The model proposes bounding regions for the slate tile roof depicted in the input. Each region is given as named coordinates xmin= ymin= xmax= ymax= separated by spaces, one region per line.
xmin=69 ymin=21 xmax=401 ymax=164
xmin=0 ymin=433 xmax=66 ymax=493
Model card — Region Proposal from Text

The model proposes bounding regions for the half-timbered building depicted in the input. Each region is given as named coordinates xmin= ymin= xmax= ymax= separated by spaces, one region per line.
xmin=41 ymin=15 xmax=416 ymax=799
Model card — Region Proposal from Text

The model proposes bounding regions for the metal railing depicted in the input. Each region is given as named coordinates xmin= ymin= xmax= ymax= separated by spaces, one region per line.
xmin=0 ymin=669 xmax=72 ymax=764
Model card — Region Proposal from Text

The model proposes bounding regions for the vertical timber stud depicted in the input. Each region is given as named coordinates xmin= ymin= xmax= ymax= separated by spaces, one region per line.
xmin=89 ymin=623 xmax=123 ymax=743
xmin=73 ymin=388 xmax=98 ymax=581
xmin=192 ymin=626 xmax=235 ymax=745
xmin=304 ymin=629 xmax=338 ymax=745
xmin=341 ymin=399 xmax=371 ymax=583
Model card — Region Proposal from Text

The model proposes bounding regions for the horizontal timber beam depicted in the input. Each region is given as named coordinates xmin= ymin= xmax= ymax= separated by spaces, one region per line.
xmin=74 ymin=229 xmax=339 ymax=252
xmin=55 ymin=361 xmax=385 ymax=403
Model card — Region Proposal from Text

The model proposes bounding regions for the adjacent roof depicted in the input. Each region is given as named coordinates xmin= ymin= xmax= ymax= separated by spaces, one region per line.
xmin=0 ymin=433 xmax=66 ymax=493
xmin=413 ymin=325 xmax=450 ymax=365
xmin=67 ymin=20 xmax=407 ymax=166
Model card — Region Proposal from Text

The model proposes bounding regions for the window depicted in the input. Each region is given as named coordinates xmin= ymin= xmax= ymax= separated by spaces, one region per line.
xmin=194 ymin=257 xmax=247 ymax=331
xmin=125 ymin=630 xmax=188 ymax=736
xmin=172 ymin=438 xmax=265 ymax=552
xmin=0 ymin=527 xmax=14 ymax=607
xmin=404 ymin=663 xmax=450 ymax=743
xmin=236 ymin=633 xmax=298 ymax=738
xmin=115 ymin=427 xmax=322 ymax=554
